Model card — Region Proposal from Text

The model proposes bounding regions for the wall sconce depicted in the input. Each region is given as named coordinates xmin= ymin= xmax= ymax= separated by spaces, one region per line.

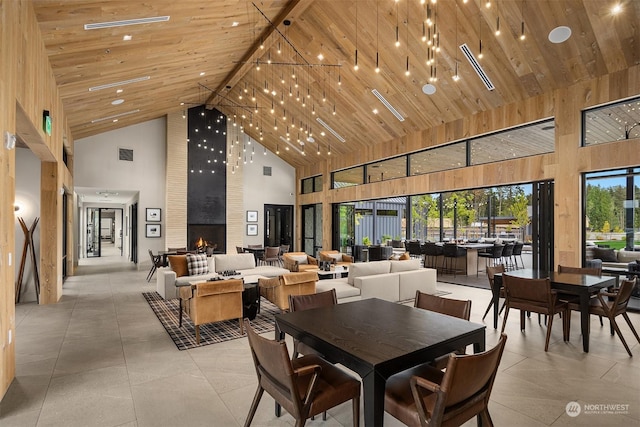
xmin=4 ymin=131 xmax=16 ymax=150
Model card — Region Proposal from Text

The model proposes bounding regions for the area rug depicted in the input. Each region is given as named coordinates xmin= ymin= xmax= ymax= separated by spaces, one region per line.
xmin=143 ymin=291 xmax=277 ymax=350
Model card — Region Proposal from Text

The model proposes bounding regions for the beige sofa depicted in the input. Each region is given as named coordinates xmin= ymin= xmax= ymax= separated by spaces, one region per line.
xmin=157 ymin=253 xmax=288 ymax=300
xmin=315 ymin=259 xmax=437 ymax=303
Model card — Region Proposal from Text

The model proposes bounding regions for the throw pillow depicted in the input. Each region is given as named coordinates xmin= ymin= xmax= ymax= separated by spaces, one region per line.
xmin=399 ymin=252 xmax=410 ymax=260
xmin=289 ymin=254 xmax=309 ymax=264
xmin=592 ymin=247 xmax=617 ymax=262
xmin=168 ymin=255 xmax=188 ymax=277
xmin=186 ymin=253 xmax=209 ymax=276
xmin=330 ymin=253 xmax=344 ymax=263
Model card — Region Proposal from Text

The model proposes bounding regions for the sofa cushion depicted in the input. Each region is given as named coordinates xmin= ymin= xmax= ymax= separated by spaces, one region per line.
xmin=289 ymin=254 xmax=309 ymax=264
xmin=168 ymin=255 xmax=188 ymax=277
xmin=390 ymin=259 xmax=420 ymax=273
xmin=592 ymin=247 xmax=617 ymax=262
xmin=347 ymin=260 xmax=391 ymax=285
xmin=174 ymin=272 xmax=218 ymax=286
xmin=186 ymin=253 xmax=209 ymax=276
xmin=214 ymin=253 xmax=256 ymax=272
xmin=316 ymin=279 xmax=361 ymax=300
xmin=328 ymin=253 xmax=344 ymax=263
xmin=616 ymin=249 xmax=640 ymax=263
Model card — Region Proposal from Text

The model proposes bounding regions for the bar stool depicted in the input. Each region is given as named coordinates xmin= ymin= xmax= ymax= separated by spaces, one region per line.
xmin=441 ymin=244 xmax=467 ymax=276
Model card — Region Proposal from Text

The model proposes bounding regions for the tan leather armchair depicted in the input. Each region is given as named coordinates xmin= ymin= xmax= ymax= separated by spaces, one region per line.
xmin=179 ymin=279 xmax=244 ymax=344
xmin=318 ymin=250 xmax=354 ymax=267
xmin=258 ymin=271 xmax=318 ymax=311
xmin=282 ymin=252 xmax=319 ymax=272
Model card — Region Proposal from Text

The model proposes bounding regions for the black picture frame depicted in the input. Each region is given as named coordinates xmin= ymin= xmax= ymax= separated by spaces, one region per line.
xmin=246 ymin=210 xmax=258 ymax=222
xmin=146 ymin=208 xmax=161 ymax=222
xmin=146 ymin=223 xmax=161 ymax=238
xmin=246 ymin=224 xmax=258 ymax=236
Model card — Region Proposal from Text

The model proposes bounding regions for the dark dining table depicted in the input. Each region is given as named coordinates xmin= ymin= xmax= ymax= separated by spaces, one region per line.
xmin=274 ymin=298 xmax=486 ymax=426
xmin=493 ymin=269 xmax=616 ymax=352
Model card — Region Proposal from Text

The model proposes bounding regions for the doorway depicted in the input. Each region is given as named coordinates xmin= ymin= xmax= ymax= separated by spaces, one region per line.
xmin=264 ymin=204 xmax=293 ymax=250
xmin=86 ymin=208 xmax=123 ymax=258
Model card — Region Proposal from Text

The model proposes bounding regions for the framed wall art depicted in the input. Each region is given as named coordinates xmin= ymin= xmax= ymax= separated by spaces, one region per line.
xmin=246 ymin=210 xmax=258 ymax=222
xmin=146 ymin=223 xmax=161 ymax=238
xmin=146 ymin=208 xmax=161 ymax=222
xmin=246 ymin=224 xmax=258 ymax=236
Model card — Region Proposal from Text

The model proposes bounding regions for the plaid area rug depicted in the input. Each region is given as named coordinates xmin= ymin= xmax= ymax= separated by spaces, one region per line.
xmin=143 ymin=292 xmax=277 ymax=350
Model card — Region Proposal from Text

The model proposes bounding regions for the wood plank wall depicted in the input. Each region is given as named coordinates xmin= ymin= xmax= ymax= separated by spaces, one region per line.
xmin=0 ymin=0 xmax=73 ymax=399
xmin=165 ymin=111 xmax=188 ymax=248
xmin=226 ymin=133 xmax=244 ymax=254
xmin=297 ymin=65 xmax=640 ymax=266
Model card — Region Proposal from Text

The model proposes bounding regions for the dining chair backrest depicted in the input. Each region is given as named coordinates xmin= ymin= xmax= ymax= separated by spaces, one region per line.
xmin=436 ymin=333 xmax=507 ymax=410
xmin=168 ymin=247 xmax=186 ymax=252
xmin=501 ymin=242 xmax=514 ymax=257
xmin=148 ymin=249 xmax=160 ymax=266
xmin=512 ymin=242 xmax=524 ymax=255
xmin=279 ymin=244 xmax=290 ymax=255
xmin=611 ymin=278 xmax=637 ymax=314
xmin=414 ymin=291 xmax=471 ymax=320
xmin=288 ymin=289 xmax=338 ymax=313
xmin=406 ymin=241 xmax=423 ymax=256
xmin=489 ymin=244 xmax=505 ymax=258
xmin=236 ymin=246 xmax=245 ymax=254
xmin=558 ymin=264 xmax=601 ymax=276
xmin=423 ymin=242 xmax=443 ymax=257
xmin=503 ymin=274 xmax=552 ymax=305
xmin=442 ymin=243 xmax=466 ymax=258
xmin=486 ymin=264 xmax=506 ymax=290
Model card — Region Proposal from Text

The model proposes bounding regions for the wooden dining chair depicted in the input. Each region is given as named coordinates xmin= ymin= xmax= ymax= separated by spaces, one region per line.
xmin=501 ymin=275 xmax=569 ymax=351
xmin=482 ymin=264 xmax=507 ymax=321
xmin=414 ymin=291 xmax=472 ymax=370
xmin=385 ymin=333 xmax=507 ymax=427
xmin=146 ymin=249 xmax=163 ymax=282
xmin=243 ymin=319 xmax=360 ymax=427
xmin=567 ymin=278 xmax=640 ymax=357
xmin=288 ymin=289 xmax=338 ymax=359
xmin=557 ymin=264 xmax=605 ymax=325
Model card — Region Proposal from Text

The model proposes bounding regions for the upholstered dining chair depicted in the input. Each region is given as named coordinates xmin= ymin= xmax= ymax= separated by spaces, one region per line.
xmin=477 ymin=243 xmax=504 ymax=276
xmin=243 ymin=319 xmax=360 ymax=427
xmin=385 ymin=333 xmax=507 ymax=427
xmin=414 ymin=291 xmax=471 ymax=369
xmin=147 ymin=249 xmax=163 ymax=282
xmin=482 ymin=264 xmax=507 ymax=321
xmin=262 ymin=246 xmax=281 ymax=266
xmin=567 ymin=278 xmax=640 ymax=357
xmin=557 ymin=264 xmax=604 ymax=325
xmin=288 ymin=289 xmax=338 ymax=359
xmin=501 ymin=274 xmax=569 ymax=351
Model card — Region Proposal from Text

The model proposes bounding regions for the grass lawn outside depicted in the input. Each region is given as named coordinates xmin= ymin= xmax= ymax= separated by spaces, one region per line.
xmin=593 ymin=240 xmax=638 ymax=250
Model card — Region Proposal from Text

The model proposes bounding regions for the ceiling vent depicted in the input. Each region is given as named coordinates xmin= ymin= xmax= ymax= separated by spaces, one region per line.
xmin=84 ymin=16 xmax=170 ymax=30
xmin=459 ymin=44 xmax=495 ymax=91
xmin=263 ymin=166 xmax=272 ymax=176
xmin=119 ymin=148 xmax=133 ymax=161
xmin=371 ymin=89 xmax=405 ymax=122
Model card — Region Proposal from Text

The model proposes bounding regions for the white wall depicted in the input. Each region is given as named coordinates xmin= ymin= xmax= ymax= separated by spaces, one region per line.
xmin=242 ymin=136 xmax=296 ymax=246
xmin=14 ymin=148 xmax=41 ymax=302
xmin=75 ymin=118 xmax=167 ymax=263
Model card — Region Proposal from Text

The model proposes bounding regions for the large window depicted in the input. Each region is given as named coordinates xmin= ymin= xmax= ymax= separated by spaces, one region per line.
xmin=584 ymin=168 xmax=640 ymax=250
xmin=333 ymin=166 xmax=364 ymax=188
xmin=583 ymin=96 xmax=640 ymax=146
xmin=410 ymin=142 xmax=466 ymax=176
xmin=301 ymin=175 xmax=323 ymax=194
xmin=366 ymin=157 xmax=407 ymax=183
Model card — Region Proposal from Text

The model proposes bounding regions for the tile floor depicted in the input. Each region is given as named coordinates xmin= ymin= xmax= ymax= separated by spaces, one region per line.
xmin=1 ymin=259 xmax=639 ymax=426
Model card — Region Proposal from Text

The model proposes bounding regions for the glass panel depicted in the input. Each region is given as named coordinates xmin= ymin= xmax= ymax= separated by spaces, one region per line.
xmin=86 ymin=207 xmax=100 ymax=257
xmin=333 ymin=166 xmax=364 ymax=188
xmin=313 ymin=175 xmax=323 ymax=192
xmin=584 ymin=97 xmax=640 ymax=146
xmin=337 ymin=204 xmax=355 ymax=254
xmin=302 ymin=178 xmax=313 ymax=194
xmin=366 ymin=157 xmax=407 ymax=183
xmin=410 ymin=142 xmax=467 ymax=175
xmin=585 ymin=168 xmax=640 ymax=250
xmin=410 ymin=194 xmax=440 ymax=241
xmin=470 ymin=119 xmax=555 ymax=165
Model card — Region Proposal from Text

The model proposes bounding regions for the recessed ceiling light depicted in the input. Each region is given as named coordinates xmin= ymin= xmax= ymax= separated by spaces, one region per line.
xmin=371 ymin=89 xmax=405 ymax=121
xmin=116 ymin=89 xmax=123 ymax=94
xmin=90 ymin=109 xmax=140 ymax=123
xmin=611 ymin=4 xmax=622 ymax=14
xmin=232 ymin=21 xmax=239 ymax=27
xmin=200 ymin=72 xmax=206 ymax=76
xmin=548 ymin=26 xmax=571 ymax=43
xmin=84 ymin=16 xmax=170 ymax=30
xmin=123 ymin=34 xmax=132 ymax=41
xmin=317 ymin=53 xmax=324 ymax=61
xmin=422 ymin=84 xmax=436 ymax=95
xmin=111 ymin=99 xmax=124 ymax=105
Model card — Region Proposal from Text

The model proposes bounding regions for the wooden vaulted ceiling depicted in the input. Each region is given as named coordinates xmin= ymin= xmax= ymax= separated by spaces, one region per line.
xmin=33 ymin=1 xmax=639 ymax=168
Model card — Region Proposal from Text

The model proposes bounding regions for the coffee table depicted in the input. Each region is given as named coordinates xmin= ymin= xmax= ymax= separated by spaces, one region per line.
xmin=316 ymin=266 xmax=348 ymax=280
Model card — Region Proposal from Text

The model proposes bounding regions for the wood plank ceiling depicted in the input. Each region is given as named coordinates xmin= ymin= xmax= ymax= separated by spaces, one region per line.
xmin=32 ymin=1 xmax=639 ymax=168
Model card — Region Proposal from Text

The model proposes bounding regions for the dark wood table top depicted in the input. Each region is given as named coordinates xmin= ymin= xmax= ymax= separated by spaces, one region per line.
xmin=496 ymin=268 xmax=615 ymax=289
xmin=275 ymin=298 xmax=485 ymax=376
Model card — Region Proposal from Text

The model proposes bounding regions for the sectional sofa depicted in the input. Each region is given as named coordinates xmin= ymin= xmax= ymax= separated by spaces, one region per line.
xmin=315 ymin=259 xmax=437 ymax=303
xmin=156 ymin=253 xmax=289 ymax=300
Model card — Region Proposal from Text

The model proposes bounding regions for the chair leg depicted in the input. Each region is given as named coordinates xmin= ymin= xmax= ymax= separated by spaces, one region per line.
xmin=609 ymin=316 xmax=633 ymax=357
xmin=352 ymin=394 xmax=360 ymax=427
xmin=240 ymin=318 xmax=244 ymax=335
xmin=479 ymin=408 xmax=494 ymax=427
xmin=544 ymin=313 xmax=554 ymax=351
xmin=622 ymin=312 xmax=640 ymax=344
xmin=520 ymin=310 xmax=526 ymax=331
xmin=500 ymin=306 xmax=510 ymax=333
xmin=195 ymin=325 xmax=200 ymax=344
xmin=244 ymin=386 xmax=265 ymax=427
xmin=482 ymin=300 xmax=494 ymax=321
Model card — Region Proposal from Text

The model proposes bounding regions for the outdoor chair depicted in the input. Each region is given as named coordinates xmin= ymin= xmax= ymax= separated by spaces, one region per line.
xmin=567 ymin=278 xmax=640 ymax=357
xmin=477 ymin=243 xmax=504 ymax=276
xmin=385 ymin=334 xmax=507 ymax=427
xmin=423 ymin=242 xmax=443 ymax=270
xmin=441 ymin=244 xmax=466 ymax=276
xmin=500 ymin=242 xmax=515 ymax=270
xmin=243 ymin=319 xmax=360 ymax=427
xmin=406 ymin=241 xmax=423 ymax=260
xmin=501 ymin=274 xmax=569 ymax=351
xmin=511 ymin=242 xmax=525 ymax=269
